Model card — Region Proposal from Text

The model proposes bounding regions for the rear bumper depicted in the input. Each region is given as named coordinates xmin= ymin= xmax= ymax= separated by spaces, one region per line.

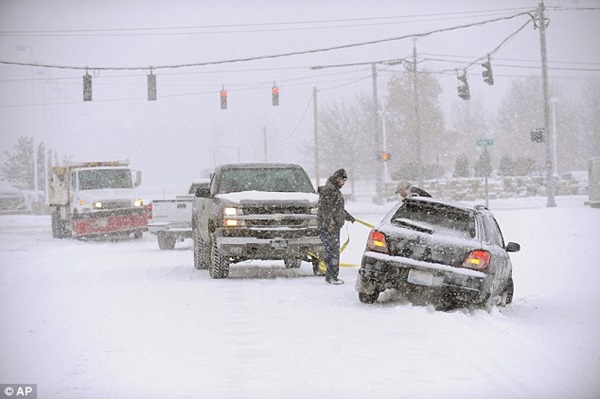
xmin=73 ymin=207 xmax=149 ymax=237
xmin=147 ymin=222 xmax=192 ymax=238
xmin=356 ymin=251 xmax=488 ymax=302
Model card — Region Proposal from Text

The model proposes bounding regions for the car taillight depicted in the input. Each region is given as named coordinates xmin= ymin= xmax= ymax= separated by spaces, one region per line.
xmin=462 ymin=250 xmax=491 ymax=270
xmin=367 ymin=230 xmax=389 ymax=254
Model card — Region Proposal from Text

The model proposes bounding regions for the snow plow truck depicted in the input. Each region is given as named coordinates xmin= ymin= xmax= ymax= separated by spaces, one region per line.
xmin=49 ymin=160 xmax=149 ymax=239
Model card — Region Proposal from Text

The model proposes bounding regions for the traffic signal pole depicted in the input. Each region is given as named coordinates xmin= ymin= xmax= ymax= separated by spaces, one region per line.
xmin=537 ymin=1 xmax=557 ymax=207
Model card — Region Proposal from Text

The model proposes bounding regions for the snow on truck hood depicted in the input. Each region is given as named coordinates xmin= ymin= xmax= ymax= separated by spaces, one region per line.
xmin=215 ymin=191 xmax=318 ymax=204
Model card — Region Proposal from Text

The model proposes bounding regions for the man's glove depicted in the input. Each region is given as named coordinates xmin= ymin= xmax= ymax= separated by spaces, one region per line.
xmin=348 ymin=215 xmax=355 ymax=223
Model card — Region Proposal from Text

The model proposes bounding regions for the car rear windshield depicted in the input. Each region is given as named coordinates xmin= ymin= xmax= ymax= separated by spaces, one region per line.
xmin=391 ymin=201 xmax=476 ymax=238
xmin=216 ymin=167 xmax=315 ymax=194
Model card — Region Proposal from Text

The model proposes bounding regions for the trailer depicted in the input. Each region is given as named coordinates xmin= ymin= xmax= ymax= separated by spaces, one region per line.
xmin=48 ymin=160 xmax=149 ymax=238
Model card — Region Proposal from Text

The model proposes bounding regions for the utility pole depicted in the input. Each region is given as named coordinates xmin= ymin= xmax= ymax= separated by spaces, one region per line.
xmin=412 ymin=38 xmax=423 ymax=187
xmin=263 ymin=126 xmax=268 ymax=162
xmin=313 ymin=87 xmax=320 ymax=187
xmin=537 ymin=1 xmax=557 ymax=207
xmin=372 ymin=63 xmax=384 ymax=205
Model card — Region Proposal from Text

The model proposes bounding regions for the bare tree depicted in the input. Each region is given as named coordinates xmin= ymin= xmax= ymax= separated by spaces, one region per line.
xmin=385 ymin=71 xmax=445 ymax=178
xmin=317 ymin=96 xmax=374 ymax=185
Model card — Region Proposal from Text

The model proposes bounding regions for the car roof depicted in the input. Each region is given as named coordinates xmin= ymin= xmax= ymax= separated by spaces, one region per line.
xmin=402 ymin=196 xmax=490 ymax=215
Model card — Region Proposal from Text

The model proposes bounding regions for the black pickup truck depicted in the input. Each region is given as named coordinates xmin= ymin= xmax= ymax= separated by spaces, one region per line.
xmin=191 ymin=163 xmax=324 ymax=278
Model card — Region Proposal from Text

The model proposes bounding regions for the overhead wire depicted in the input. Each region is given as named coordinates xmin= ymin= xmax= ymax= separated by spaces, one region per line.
xmin=0 ymin=10 xmax=535 ymax=71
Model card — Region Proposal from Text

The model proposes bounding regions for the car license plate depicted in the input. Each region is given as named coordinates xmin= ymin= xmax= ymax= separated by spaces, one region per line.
xmin=270 ymin=239 xmax=288 ymax=250
xmin=407 ymin=269 xmax=435 ymax=286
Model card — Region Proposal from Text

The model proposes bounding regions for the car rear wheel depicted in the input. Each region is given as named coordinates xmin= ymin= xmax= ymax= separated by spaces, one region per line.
xmin=358 ymin=292 xmax=379 ymax=304
xmin=500 ymin=276 xmax=514 ymax=306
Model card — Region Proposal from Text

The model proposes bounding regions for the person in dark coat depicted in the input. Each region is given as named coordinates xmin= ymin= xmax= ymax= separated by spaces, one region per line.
xmin=317 ymin=168 xmax=355 ymax=285
xmin=395 ymin=180 xmax=432 ymax=199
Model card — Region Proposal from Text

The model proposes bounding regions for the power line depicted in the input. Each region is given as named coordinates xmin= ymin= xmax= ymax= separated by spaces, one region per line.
xmin=0 ymin=7 xmax=534 ymax=37
xmin=0 ymin=11 xmax=534 ymax=71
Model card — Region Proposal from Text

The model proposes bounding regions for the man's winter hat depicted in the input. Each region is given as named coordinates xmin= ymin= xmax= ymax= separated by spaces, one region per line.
xmin=332 ymin=169 xmax=348 ymax=180
xmin=395 ymin=180 xmax=411 ymax=193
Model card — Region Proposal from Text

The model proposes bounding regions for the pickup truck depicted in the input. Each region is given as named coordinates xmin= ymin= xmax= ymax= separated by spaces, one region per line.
xmin=148 ymin=180 xmax=209 ymax=249
xmin=192 ymin=163 xmax=324 ymax=278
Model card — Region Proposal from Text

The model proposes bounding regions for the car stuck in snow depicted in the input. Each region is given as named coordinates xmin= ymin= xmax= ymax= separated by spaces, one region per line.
xmin=355 ymin=196 xmax=520 ymax=310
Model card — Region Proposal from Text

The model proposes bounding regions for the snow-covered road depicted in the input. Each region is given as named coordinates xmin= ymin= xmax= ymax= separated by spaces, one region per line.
xmin=1 ymin=195 xmax=599 ymax=399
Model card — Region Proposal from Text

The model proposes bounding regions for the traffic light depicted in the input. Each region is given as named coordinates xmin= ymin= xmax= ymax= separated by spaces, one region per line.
xmin=272 ymin=85 xmax=279 ymax=106
xmin=83 ymin=71 xmax=92 ymax=101
xmin=220 ymin=88 xmax=227 ymax=110
xmin=482 ymin=57 xmax=494 ymax=85
xmin=457 ymin=70 xmax=470 ymax=100
xmin=147 ymin=71 xmax=157 ymax=101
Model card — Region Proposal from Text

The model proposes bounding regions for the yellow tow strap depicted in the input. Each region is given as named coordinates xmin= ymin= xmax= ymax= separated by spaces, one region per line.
xmin=306 ymin=218 xmax=375 ymax=272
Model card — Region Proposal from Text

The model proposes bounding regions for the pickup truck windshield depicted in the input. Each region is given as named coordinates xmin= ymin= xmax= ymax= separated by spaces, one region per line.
xmin=216 ymin=168 xmax=314 ymax=194
xmin=79 ymin=169 xmax=133 ymax=190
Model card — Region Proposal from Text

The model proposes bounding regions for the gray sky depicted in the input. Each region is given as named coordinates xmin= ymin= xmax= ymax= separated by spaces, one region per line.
xmin=1 ymin=0 xmax=599 ymax=193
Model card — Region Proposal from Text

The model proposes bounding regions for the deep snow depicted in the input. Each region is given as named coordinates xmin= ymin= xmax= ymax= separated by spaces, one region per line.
xmin=1 ymin=195 xmax=599 ymax=399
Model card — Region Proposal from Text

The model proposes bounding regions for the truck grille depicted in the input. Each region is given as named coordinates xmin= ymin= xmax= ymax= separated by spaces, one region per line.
xmin=243 ymin=205 xmax=309 ymax=215
xmin=99 ymin=200 xmax=131 ymax=209
xmin=246 ymin=218 xmax=306 ymax=227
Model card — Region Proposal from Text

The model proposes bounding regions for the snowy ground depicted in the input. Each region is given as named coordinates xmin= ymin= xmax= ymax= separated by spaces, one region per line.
xmin=1 ymin=195 xmax=599 ymax=399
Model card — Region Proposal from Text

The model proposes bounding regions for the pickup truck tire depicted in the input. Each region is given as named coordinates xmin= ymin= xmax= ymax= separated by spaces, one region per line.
xmin=157 ymin=232 xmax=176 ymax=250
xmin=193 ymin=230 xmax=209 ymax=270
xmin=284 ymin=258 xmax=302 ymax=269
xmin=209 ymin=235 xmax=230 ymax=279
xmin=312 ymin=258 xmax=326 ymax=276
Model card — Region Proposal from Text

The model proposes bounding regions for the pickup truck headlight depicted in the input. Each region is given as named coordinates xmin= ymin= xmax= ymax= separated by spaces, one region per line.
xmin=134 ymin=198 xmax=144 ymax=207
xmin=93 ymin=201 xmax=103 ymax=209
xmin=223 ymin=206 xmax=245 ymax=228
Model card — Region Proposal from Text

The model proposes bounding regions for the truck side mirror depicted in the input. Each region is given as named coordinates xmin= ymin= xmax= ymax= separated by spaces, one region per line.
xmin=196 ymin=186 xmax=210 ymax=198
xmin=134 ymin=171 xmax=142 ymax=188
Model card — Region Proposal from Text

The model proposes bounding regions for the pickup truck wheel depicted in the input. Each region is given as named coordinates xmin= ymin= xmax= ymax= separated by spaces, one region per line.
xmin=193 ymin=231 xmax=209 ymax=270
xmin=209 ymin=235 xmax=230 ymax=279
xmin=284 ymin=258 xmax=302 ymax=269
xmin=312 ymin=258 xmax=326 ymax=276
xmin=157 ymin=233 xmax=176 ymax=250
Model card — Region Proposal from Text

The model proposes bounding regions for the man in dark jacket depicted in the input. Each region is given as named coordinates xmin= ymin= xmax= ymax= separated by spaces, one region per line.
xmin=395 ymin=180 xmax=432 ymax=199
xmin=317 ymin=169 xmax=355 ymax=285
